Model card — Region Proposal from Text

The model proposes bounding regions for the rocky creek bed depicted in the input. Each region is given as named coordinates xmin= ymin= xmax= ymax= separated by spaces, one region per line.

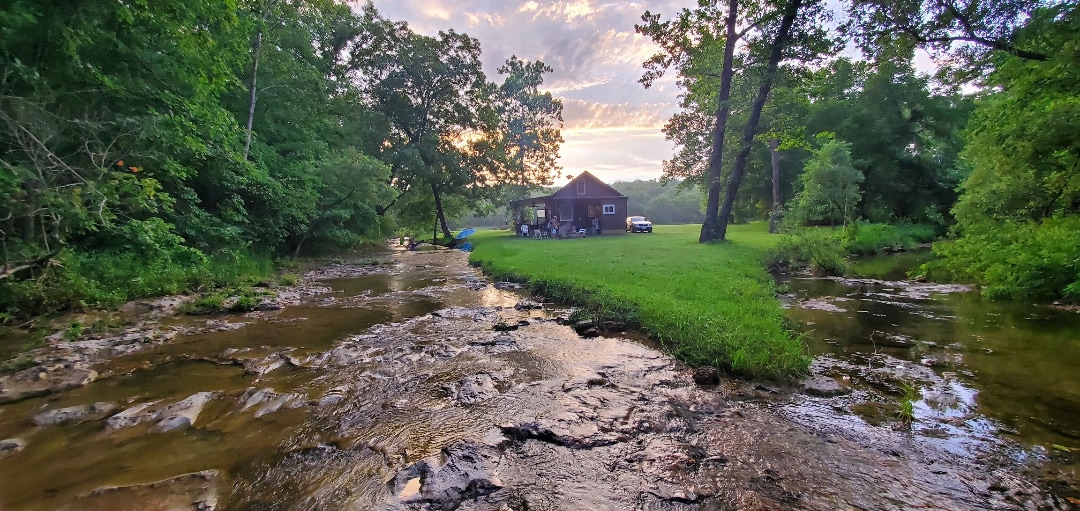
xmin=0 ymin=247 xmax=1074 ymax=510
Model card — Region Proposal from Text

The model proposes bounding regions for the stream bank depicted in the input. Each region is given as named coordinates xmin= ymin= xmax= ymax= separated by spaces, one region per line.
xmin=0 ymin=247 xmax=1070 ymax=509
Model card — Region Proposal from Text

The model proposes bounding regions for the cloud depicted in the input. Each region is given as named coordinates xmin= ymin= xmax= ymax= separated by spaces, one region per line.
xmin=558 ymin=128 xmax=674 ymax=183
xmin=368 ymin=0 xmax=698 ymax=182
xmin=561 ymin=99 xmax=672 ymax=132
xmin=370 ymin=0 xmax=691 ymax=93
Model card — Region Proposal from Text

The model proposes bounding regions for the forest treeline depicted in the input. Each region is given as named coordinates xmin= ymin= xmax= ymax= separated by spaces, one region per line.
xmin=638 ymin=0 xmax=1079 ymax=302
xmin=612 ymin=180 xmax=705 ymax=225
xmin=0 ymin=1 xmax=562 ymax=318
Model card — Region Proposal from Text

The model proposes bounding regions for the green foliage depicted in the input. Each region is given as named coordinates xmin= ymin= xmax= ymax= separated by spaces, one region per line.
xmin=768 ymin=222 xmax=938 ymax=275
xmin=63 ymin=321 xmax=85 ymax=342
xmin=179 ymin=286 xmax=267 ymax=315
xmin=768 ymin=228 xmax=849 ymax=276
xmin=0 ymin=246 xmax=271 ymax=318
xmin=950 ymin=8 xmax=1079 ymax=228
xmin=289 ymin=150 xmax=393 ymax=256
xmin=611 ymin=179 xmax=704 ymax=224
xmin=840 ymin=222 xmax=936 ymax=256
xmin=930 ymin=6 xmax=1080 ymax=303
xmin=276 ymin=273 xmax=300 ymax=287
xmin=926 ymin=217 xmax=1080 ymax=302
xmin=470 ymin=223 xmax=809 ymax=380
xmin=182 ymin=293 xmax=228 ymax=316
xmin=227 ymin=294 xmax=262 ymax=313
xmin=896 ymin=382 xmax=920 ymax=427
xmin=0 ymin=1 xmax=420 ymax=319
xmin=0 ymin=356 xmax=37 ymax=376
xmin=494 ymin=56 xmax=564 ymax=187
xmin=798 ymin=59 xmax=972 ymax=225
xmin=790 ymin=139 xmax=863 ymax=226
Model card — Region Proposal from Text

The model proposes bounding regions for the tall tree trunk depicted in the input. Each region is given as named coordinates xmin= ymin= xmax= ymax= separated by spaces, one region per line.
xmin=293 ymin=228 xmax=312 ymax=258
xmin=700 ymin=0 xmax=740 ymax=243
xmin=243 ymin=30 xmax=263 ymax=160
xmin=21 ymin=184 xmax=37 ymax=242
xmin=431 ymin=182 xmax=452 ymax=240
xmin=769 ymin=137 xmax=781 ymax=233
xmin=716 ymin=0 xmax=803 ymax=241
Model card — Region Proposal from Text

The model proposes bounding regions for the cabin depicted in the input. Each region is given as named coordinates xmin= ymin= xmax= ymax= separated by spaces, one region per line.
xmin=510 ymin=171 xmax=628 ymax=236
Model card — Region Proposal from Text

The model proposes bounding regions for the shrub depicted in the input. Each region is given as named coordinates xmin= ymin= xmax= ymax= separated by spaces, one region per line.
xmin=0 ymin=246 xmax=273 ymax=319
xmin=766 ymin=223 xmax=939 ymax=276
xmin=767 ymin=229 xmax=848 ymax=276
xmin=841 ymin=222 xmax=937 ymax=256
xmin=924 ymin=217 xmax=1080 ymax=302
xmin=277 ymin=273 xmax=301 ymax=287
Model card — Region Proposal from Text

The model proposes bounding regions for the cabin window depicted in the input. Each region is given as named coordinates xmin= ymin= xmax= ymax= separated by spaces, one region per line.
xmin=576 ymin=181 xmax=586 ymax=195
xmin=602 ymin=204 xmax=616 ymax=215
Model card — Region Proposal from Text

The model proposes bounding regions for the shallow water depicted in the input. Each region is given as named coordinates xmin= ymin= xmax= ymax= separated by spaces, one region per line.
xmin=782 ymin=251 xmax=1080 ymax=471
xmin=0 ymin=248 xmax=1071 ymax=510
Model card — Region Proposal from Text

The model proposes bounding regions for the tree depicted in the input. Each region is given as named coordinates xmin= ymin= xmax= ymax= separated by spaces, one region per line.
xmin=790 ymin=139 xmax=864 ymax=225
xmin=639 ymin=0 xmax=836 ymax=242
xmin=493 ymin=56 xmax=564 ymax=190
xmin=638 ymin=0 xmax=745 ymax=242
xmin=367 ymin=28 xmax=494 ymax=238
xmin=0 ymin=0 xmax=401 ymax=314
xmin=803 ymin=59 xmax=972 ymax=224
xmin=848 ymin=0 xmax=1053 ymax=83
xmin=715 ymin=0 xmax=835 ymax=241
xmin=289 ymin=150 xmax=392 ymax=256
xmin=0 ymin=0 xmax=245 ymax=258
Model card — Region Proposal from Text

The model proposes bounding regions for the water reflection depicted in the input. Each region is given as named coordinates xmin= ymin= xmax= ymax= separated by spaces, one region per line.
xmin=783 ymin=252 xmax=1080 ymax=452
xmin=0 ymin=252 xmax=510 ymax=510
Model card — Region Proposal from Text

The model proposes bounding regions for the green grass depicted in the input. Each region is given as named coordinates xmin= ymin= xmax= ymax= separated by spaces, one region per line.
xmin=469 ymin=223 xmax=809 ymax=380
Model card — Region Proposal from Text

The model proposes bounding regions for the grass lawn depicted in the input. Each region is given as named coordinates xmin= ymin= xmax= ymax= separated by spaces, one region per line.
xmin=468 ymin=223 xmax=808 ymax=380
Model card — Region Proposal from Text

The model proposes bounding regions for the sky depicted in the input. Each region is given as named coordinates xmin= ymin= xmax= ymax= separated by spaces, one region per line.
xmin=366 ymin=1 xmax=936 ymax=187
xmin=368 ymin=0 xmax=698 ymax=185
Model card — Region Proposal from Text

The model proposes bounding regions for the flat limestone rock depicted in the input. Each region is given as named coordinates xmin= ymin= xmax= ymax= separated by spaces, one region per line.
xmin=800 ymin=375 xmax=852 ymax=397
xmin=32 ymin=402 xmax=118 ymax=426
xmin=154 ymin=392 xmax=216 ymax=432
xmin=0 ymin=368 xmax=99 ymax=404
xmin=57 ymin=470 xmax=219 ymax=511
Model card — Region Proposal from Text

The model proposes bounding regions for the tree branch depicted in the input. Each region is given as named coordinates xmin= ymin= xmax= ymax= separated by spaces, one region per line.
xmin=1 ymin=248 xmax=61 ymax=280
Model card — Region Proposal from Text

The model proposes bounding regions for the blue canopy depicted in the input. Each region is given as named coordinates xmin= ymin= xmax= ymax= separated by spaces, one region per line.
xmin=455 ymin=227 xmax=476 ymax=240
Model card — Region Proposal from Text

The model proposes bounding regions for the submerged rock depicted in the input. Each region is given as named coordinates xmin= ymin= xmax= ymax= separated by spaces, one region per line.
xmin=32 ymin=402 xmax=118 ymax=426
xmin=599 ymin=320 xmax=627 ymax=332
xmin=389 ymin=442 xmax=502 ymax=510
xmin=0 ymin=367 xmax=99 ymax=404
xmin=0 ymin=437 xmax=25 ymax=456
xmin=104 ymin=392 xmax=216 ymax=432
xmin=239 ymin=387 xmax=306 ymax=417
xmin=254 ymin=298 xmax=283 ymax=311
xmin=451 ymin=373 xmax=499 ymax=404
xmin=800 ymin=376 xmax=852 ymax=397
xmin=106 ymin=401 xmax=161 ymax=430
xmin=57 ymin=470 xmax=219 ymax=511
xmin=155 ymin=392 xmax=216 ymax=432
xmin=513 ymin=300 xmax=543 ymax=310
xmin=573 ymin=321 xmax=601 ymax=338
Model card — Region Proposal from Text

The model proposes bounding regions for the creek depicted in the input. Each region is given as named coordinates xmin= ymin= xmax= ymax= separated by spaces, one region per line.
xmin=0 ymin=248 xmax=1074 ymax=510
xmin=780 ymin=250 xmax=1080 ymax=504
